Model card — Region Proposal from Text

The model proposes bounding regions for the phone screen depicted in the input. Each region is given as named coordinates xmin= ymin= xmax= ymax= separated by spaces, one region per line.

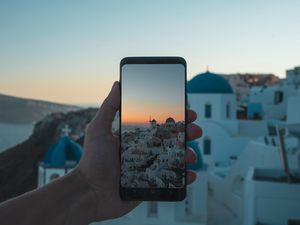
xmin=120 ymin=62 xmax=186 ymax=189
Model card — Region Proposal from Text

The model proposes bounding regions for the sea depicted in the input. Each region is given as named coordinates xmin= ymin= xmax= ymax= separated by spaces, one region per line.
xmin=0 ymin=123 xmax=34 ymax=153
xmin=121 ymin=124 xmax=148 ymax=132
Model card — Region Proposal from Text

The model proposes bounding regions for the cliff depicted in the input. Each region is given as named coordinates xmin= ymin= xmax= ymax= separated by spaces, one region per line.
xmin=0 ymin=108 xmax=97 ymax=203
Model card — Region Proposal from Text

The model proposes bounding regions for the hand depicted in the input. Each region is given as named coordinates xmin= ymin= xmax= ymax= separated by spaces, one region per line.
xmin=76 ymin=81 xmax=202 ymax=222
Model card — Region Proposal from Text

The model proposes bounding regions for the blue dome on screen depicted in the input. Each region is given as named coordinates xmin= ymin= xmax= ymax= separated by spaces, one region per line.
xmin=187 ymin=71 xmax=233 ymax=94
xmin=43 ymin=136 xmax=82 ymax=167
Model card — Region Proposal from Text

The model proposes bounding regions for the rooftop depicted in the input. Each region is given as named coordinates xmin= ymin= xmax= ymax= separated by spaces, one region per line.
xmin=187 ymin=71 xmax=234 ymax=94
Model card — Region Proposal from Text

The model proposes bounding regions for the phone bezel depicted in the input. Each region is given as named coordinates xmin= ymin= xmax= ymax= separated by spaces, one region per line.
xmin=119 ymin=56 xmax=187 ymax=201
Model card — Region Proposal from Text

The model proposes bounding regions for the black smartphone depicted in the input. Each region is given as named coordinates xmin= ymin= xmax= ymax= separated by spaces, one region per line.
xmin=119 ymin=57 xmax=186 ymax=201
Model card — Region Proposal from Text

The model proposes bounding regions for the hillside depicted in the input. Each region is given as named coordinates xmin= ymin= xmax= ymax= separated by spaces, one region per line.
xmin=224 ymin=73 xmax=279 ymax=86
xmin=0 ymin=94 xmax=81 ymax=124
xmin=0 ymin=108 xmax=97 ymax=203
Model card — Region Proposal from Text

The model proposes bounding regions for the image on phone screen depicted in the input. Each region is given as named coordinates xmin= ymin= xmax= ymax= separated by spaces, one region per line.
xmin=120 ymin=63 xmax=186 ymax=189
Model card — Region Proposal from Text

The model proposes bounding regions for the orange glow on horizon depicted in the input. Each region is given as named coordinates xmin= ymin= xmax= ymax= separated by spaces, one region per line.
xmin=121 ymin=102 xmax=185 ymax=126
xmin=122 ymin=113 xmax=184 ymax=126
xmin=121 ymin=92 xmax=185 ymax=126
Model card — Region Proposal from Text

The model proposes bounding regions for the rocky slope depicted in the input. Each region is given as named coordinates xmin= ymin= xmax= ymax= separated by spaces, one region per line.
xmin=0 ymin=108 xmax=97 ymax=203
xmin=0 ymin=93 xmax=81 ymax=124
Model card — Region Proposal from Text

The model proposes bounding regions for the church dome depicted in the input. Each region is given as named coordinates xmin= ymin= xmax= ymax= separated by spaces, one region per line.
xmin=166 ymin=117 xmax=175 ymax=123
xmin=43 ymin=136 xmax=82 ymax=167
xmin=187 ymin=71 xmax=233 ymax=94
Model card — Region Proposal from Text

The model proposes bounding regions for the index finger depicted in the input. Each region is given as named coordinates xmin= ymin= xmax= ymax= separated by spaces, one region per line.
xmin=187 ymin=109 xmax=197 ymax=124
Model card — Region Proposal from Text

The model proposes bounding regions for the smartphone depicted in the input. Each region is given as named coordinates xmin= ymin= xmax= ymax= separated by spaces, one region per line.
xmin=119 ymin=57 xmax=186 ymax=201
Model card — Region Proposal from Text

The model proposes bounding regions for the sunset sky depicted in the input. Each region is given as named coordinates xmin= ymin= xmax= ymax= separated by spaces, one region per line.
xmin=121 ymin=64 xmax=185 ymax=125
xmin=1 ymin=1 xmax=300 ymax=105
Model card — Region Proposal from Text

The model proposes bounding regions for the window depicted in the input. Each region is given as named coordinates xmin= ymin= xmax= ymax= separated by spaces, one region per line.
xmin=185 ymin=199 xmax=189 ymax=215
xmin=185 ymin=199 xmax=191 ymax=215
xmin=203 ymin=137 xmax=211 ymax=155
xmin=274 ymin=91 xmax=284 ymax=104
xmin=147 ymin=202 xmax=158 ymax=217
xmin=226 ymin=102 xmax=230 ymax=118
xmin=205 ymin=103 xmax=212 ymax=118
xmin=185 ymin=190 xmax=192 ymax=216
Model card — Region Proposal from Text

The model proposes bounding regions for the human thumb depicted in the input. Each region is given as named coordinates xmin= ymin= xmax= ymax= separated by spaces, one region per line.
xmin=90 ymin=81 xmax=120 ymax=133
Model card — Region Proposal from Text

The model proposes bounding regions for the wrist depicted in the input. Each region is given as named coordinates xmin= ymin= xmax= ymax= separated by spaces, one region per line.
xmin=63 ymin=168 xmax=97 ymax=224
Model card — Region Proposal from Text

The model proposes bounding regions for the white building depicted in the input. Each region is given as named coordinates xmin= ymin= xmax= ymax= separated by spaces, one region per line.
xmin=223 ymin=74 xmax=250 ymax=106
xmin=286 ymin=66 xmax=300 ymax=85
xmin=150 ymin=118 xmax=157 ymax=129
xmin=248 ymin=66 xmax=300 ymax=120
xmin=187 ymin=71 xmax=268 ymax=166
xmin=187 ymin=70 xmax=300 ymax=225
xmin=243 ymin=168 xmax=300 ymax=225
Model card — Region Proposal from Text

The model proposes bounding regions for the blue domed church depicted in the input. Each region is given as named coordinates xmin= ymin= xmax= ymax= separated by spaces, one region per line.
xmin=187 ymin=70 xmax=242 ymax=164
xmin=187 ymin=71 xmax=236 ymax=121
xmin=188 ymin=71 xmax=233 ymax=94
xmin=38 ymin=125 xmax=82 ymax=187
